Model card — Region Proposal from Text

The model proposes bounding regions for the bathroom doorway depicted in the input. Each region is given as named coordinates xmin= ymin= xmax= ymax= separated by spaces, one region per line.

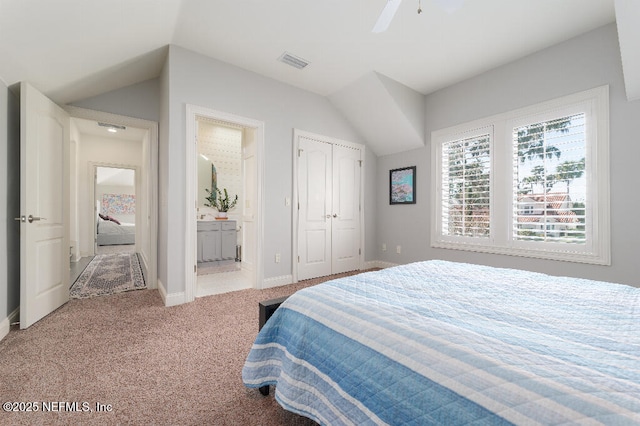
xmin=185 ymin=105 xmax=264 ymax=300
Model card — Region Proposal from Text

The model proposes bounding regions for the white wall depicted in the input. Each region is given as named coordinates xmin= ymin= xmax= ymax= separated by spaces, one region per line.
xmin=72 ymin=79 xmax=161 ymax=123
xmin=161 ymin=45 xmax=372 ymax=295
xmin=77 ymin=134 xmax=142 ymax=256
xmin=376 ymin=23 xmax=640 ymax=287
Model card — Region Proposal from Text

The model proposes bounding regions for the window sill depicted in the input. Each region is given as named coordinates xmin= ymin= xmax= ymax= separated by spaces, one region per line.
xmin=431 ymin=240 xmax=610 ymax=265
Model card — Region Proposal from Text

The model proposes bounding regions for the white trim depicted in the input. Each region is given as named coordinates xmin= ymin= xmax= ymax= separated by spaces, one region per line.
xmin=157 ymin=278 xmax=167 ymax=304
xmin=0 ymin=307 xmax=20 ymax=342
xmin=255 ymin=263 xmax=397 ymax=289
xmin=431 ymin=85 xmax=610 ymax=265
xmin=164 ymin=292 xmax=186 ymax=307
xmin=359 ymin=148 xmax=366 ymax=273
xmin=365 ymin=260 xmax=399 ymax=269
xmin=292 ymin=129 xmax=366 ymax=283
xmin=64 ymin=106 xmax=159 ymax=289
xmin=292 ymin=131 xmax=298 ymax=282
xmin=156 ymin=278 xmax=186 ymax=307
xmin=262 ymin=274 xmax=295 ymax=289
xmin=185 ymin=107 xmax=197 ymax=302
xmin=1 ymin=316 xmax=9 ymax=342
xmin=185 ymin=105 xmax=265 ymax=298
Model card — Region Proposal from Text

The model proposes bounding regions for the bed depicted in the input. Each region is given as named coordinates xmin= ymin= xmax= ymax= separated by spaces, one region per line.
xmin=96 ymin=219 xmax=135 ymax=246
xmin=242 ymin=260 xmax=640 ymax=425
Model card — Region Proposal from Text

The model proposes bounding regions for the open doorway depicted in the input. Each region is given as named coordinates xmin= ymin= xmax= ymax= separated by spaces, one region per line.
xmin=95 ymin=166 xmax=136 ymax=254
xmin=196 ymin=120 xmax=242 ymax=276
xmin=67 ymin=107 xmax=158 ymax=291
xmin=195 ymin=117 xmax=251 ymax=296
xmin=185 ymin=105 xmax=265 ymax=301
xmin=69 ymin=165 xmax=143 ymax=300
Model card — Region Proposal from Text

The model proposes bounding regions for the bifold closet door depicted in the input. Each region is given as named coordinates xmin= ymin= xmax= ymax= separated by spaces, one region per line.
xmin=297 ymin=136 xmax=361 ymax=281
xmin=331 ymin=144 xmax=361 ymax=275
xmin=297 ymin=137 xmax=333 ymax=280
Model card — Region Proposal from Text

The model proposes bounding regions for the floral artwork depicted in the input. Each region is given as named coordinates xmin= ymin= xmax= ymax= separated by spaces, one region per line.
xmin=102 ymin=194 xmax=136 ymax=216
xmin=390 ymin=166 xmax=416 ymax=204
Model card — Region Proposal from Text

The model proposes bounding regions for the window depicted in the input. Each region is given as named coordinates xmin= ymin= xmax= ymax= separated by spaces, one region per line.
xmin=513 ymin=113 xmax=586 ymax=244
xmin=431 ymin=86 xmax=610 ymax=265
xmin=440 ymin=128 xmax=492 ymax=239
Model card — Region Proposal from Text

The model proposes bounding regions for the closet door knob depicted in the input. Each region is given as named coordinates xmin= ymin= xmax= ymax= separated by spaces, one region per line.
xmin=332 ymin=214 xmax=338 ymax=218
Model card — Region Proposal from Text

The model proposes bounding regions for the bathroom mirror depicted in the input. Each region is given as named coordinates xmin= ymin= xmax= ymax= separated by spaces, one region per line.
xmin=198 ymin=154 xmax=216 ymax=208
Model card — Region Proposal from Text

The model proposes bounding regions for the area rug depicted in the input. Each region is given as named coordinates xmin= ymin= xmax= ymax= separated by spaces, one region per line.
xmin=70 ymin=252 xmax=145 ymax=299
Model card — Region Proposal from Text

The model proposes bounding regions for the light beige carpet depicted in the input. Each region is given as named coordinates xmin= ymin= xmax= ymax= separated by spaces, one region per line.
xmin=0 ymin=269 xmax=373 ymax=425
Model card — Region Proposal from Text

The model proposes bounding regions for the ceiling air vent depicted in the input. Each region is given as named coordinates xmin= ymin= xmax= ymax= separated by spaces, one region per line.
xmin=278 ymin=52 xmax=310 ymax=70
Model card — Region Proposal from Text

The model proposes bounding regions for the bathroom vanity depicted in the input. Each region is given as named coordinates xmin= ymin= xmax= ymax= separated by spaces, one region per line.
xmin=197 ymin=220 xmax=237 ymax=266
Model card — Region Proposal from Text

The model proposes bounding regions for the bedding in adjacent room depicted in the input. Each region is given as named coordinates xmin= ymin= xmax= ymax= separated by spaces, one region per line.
xmin=96 ymin=219 xmax=135 ymax=246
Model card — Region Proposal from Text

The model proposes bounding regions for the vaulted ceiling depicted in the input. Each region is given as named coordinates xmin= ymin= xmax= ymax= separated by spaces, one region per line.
xmin=1 ymin=0 xmax=635 ymax=155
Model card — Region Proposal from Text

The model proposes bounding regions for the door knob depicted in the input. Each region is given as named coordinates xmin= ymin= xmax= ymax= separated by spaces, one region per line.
xmin=325 ymin=214 xmax=331 ymax=219
xmin=28 ymin=215 xmax=45 ymax=223
xmin=15 ymin=215 xmax=46 ymax=223
xmin=332 ymin=214 xmax=338 ymax=218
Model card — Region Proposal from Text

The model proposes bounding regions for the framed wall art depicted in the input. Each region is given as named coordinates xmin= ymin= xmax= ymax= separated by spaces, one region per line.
xmin=389 ymin=166 xmax=416 ymax=205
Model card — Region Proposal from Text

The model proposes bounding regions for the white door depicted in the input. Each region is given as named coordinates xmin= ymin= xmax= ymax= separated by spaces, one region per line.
xmin=296 ymin=134 xmax=362 ymax=281
xmin=297 ymin=136 xmax=333 ymax=280
xmin=331 ymin=145 xmax=361 ymax=274
xmin=19 ymin=82 xmax=70 ymax=329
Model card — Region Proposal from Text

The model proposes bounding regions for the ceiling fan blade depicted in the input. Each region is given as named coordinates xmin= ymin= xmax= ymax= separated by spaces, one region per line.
xmin=372 ymin=0 xmax=402 ymax=33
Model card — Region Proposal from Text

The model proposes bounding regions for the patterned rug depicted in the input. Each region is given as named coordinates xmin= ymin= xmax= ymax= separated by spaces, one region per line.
xmin=70 ymin=253 xmax=146 ymax=299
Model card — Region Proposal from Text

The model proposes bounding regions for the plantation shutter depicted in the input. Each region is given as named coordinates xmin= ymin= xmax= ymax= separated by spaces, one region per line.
xmin=441 ymin=133 xmax=491 ymax=238
xmin=512 ymin=113 xmax=587 ymax=244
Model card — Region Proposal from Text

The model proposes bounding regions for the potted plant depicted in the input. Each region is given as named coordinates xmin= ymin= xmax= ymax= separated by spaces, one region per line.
xmin=205 ymin=187 xmax=238 ymax=219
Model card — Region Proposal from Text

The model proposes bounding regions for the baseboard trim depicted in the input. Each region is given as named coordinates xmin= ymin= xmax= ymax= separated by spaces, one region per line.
xmin=164 ymin=291 xmax=186 ymax=307
xmin=157 ymin=279 xmax=186 ymax=307
xmin=365 ymin=261 xmax=398 ymax=269
xmin=157 ymin=278 xmax=167 ymax=304
xmin=0 ymin=317 xmax=8 ymax=342
xmin=262 ymin=275 xmax=294 ymax=289
xmin=158 ymin=263 xmax=397 ymax=307
xmin=1 ymin=307 xmax=20 ymax=342
xmin=262 ymin=265 xmax=397 ymax=290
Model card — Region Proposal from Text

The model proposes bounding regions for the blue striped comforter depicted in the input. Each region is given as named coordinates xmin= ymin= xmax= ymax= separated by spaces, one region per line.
xmin=242 ymin=260 xmax=640 ymax=425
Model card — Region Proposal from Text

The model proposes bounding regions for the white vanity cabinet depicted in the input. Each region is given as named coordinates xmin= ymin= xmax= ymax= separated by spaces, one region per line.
xmin=197 ymin=220 xmax=236 ymax=264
